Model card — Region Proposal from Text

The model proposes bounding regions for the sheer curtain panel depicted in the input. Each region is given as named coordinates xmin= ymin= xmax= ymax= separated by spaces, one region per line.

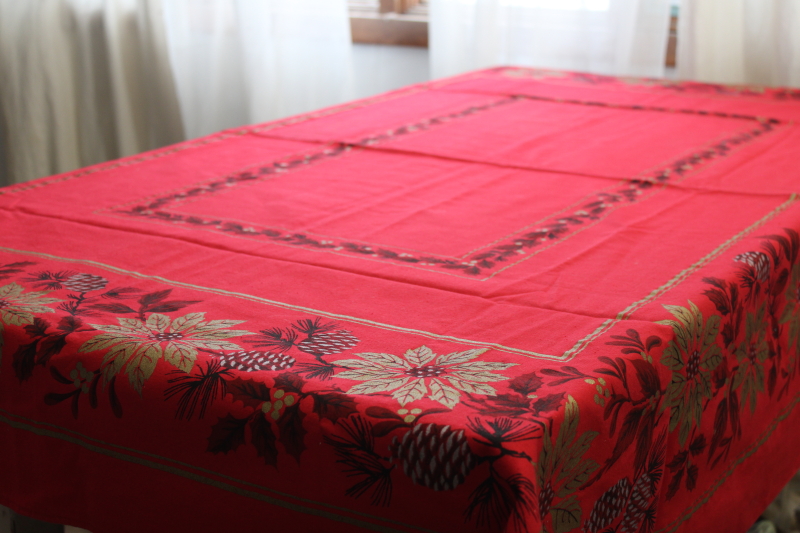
xmin=677 ymin=0 xmax=800 ymax=87
xmin=161 ymin=0 xmax=354 ymax=140
xmin=0 ymin=0 xmax=184 ymax=186
xmin=429 ymin=0 xmax=672 ymax=79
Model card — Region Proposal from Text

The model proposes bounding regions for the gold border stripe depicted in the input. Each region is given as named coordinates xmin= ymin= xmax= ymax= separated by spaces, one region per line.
xmin=0 ymin=246 xmax=561 ymax=360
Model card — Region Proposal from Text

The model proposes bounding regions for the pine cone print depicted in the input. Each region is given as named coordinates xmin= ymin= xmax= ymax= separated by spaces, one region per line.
xmin=734 ymin=251 xmax=770 ymax=283
xmin=620 ymin=473 xmax=655 ymax=533
xmin=218 ymin=350 xmax=295 ymax=372
xmin=297 ymin=330 xmax=358 ymax=355
xmin=391 ymin=423 xmax=476 ymax=491
xmin=538 ymin=481 xmax=555 ymax=517
xmin=62 ymin=273 xmax=108 ymax=292
xmin=584 ymin=478 xmax=631 ymax=532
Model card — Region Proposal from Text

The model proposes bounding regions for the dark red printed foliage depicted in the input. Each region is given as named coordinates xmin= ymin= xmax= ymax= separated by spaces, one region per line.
xmin=2 ymin=68 xmax=800 ymax=533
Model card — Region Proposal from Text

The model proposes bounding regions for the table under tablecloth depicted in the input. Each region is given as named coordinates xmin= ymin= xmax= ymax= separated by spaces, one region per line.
xmin=1 ymin=67 xmax=800 ymax=533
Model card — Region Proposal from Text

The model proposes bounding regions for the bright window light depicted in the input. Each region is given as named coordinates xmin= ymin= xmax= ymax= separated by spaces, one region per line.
xmin=499 ymin=0 xmax=610 ymax=10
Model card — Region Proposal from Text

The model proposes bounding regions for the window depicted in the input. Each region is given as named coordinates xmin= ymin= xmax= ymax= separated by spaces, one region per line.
xmin=349 ymin=0 xmax=429 ymax=47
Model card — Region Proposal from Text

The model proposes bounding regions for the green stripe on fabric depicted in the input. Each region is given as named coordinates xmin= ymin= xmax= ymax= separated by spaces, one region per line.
xmin=0 ymin=409 xmax=436 ymax=533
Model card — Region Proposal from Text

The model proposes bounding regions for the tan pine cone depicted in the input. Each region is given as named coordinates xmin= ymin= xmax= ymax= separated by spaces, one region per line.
xmin=391 ymin=423 xmax=476 ymax=491
xmin=218 ymin=350 xmax=295 ymax=372
xmin=297 ymin=330 xmax=358 ymax=355
xmin=585 ymin=478 xmax=632 ymax=532
xmin=63 ymin=273 xmax=108 ymax=292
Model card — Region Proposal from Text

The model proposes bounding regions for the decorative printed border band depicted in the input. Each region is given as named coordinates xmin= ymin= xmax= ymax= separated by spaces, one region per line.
xmin=107 ymin=94 xmax=784 ymax=279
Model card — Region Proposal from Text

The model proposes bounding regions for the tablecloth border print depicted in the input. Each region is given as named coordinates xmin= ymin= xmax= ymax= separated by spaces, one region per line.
xmin=105 ymin=93 xmax=784 ymax=280
xmin=4 ymin=221 xmax=800 ymax=532
xmin=0 ymin=194 xmax=794 ymax=365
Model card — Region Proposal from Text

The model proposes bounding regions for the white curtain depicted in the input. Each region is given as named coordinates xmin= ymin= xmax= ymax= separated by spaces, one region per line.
xmin=0 ymin=0 xmax=184 ymax=186
xmin=161 ymin=0 xmax=354 ymax=139
xmin=429 ymin=0 xmax=672 ymax=79
xmin=677 ymin=0 xmax=800 ymax=87
xmin=0 ymin=0 xmax=353 ymax=186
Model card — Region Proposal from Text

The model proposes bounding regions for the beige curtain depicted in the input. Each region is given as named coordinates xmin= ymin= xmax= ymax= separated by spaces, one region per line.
xmin=0 ymin=0 xmax=184 ymax=186
xmin=677 ymin=0 xmax=800 ymax=87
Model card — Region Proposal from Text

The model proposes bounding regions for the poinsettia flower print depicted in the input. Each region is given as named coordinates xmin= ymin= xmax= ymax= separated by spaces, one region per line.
xmin=79 ymin=312 xmax=253 ymax=394
xmin=336 ymin=346 xmax=515 ymax=408
xmin=0 ymin=282 xmax=60 ymax=331
xmin=658 ymin=302 xmax=722 ymax=446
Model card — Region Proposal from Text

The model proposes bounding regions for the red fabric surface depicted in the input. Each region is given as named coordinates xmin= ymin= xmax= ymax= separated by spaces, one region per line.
xmin=1 ymin=67 xmax=800 ymax=533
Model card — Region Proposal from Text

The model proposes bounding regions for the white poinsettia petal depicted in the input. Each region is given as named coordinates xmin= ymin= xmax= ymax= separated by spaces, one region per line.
xmin=202 ymin=319 xmax=247 ymax=329
xmin=404 ymin=346 xmax=436 ymax=367
xmin=347 ymin=377 xmax=409 ymax=396
xmin=446 ymin=376 xmax=497 ymax=396
xmin=90 ymin=324 xmax=143 ymax=336
xmin=354 ymin=352 xmax=410 ymax=369
xmin=428 ymin=378 xmax=461 ymax=409
xmin=79 ymin=333 xmax=129 ymax=353
xmin=145 ymin=313 xmax=171 ymax=333
xmin=170 ymin=313 xmax=206 ymax=332
xmin=0 ymin=308 xmax=35 ymax=326
xmin=163 ymin=342 xmax=197 ymax=373
xmin=435 ymin=348 xmax=488 ymax=366
xmin=117 ymin=317 xmax=150 ymax=333
xmin=186 ymin=340 xmax=243 ymax=351
xmin=450 ymin=370 xmax=509 ymax=383
xmin=191 ymin=329 xmax=253 ymax=340
xmin=0 ymin=283 xmax=24 ymax=299
xmin=392 ymin=378 xmax=427 ymax=406
xmin=334 ymin=358 xmax=386 ymax=370
xmin=451 ymin=361 xmax=516 ymax=372
xmin=336 ymin=368 xmax=398 ymax=381
xmin=18 ymin=290 xmax=57 ymax=301
xmin=127 ymin=344 xmax=161 ymax=395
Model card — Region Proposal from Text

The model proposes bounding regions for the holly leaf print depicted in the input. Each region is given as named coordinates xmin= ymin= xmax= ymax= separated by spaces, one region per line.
xmin=278 ymin=403 xmax=307 ymax=462
xmin=311 ymin=391 xmax=358 ymax=423
xmin=508 ymin=371 xmax=544 ymax=397
xmin=229 ymin=377 xmax=272 ymax=409
xmin=250 ymin=415 xmax=279 ymax=467
xmin=207 ymin=414 xmax=249 ymax=454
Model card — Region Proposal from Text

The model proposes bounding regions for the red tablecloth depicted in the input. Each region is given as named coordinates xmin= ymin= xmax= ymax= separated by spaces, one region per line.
xmin=2 ymin=67 xmax=800 ymax=533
